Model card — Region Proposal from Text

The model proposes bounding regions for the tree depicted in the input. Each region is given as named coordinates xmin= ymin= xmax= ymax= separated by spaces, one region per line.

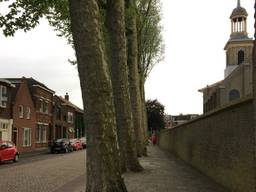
xmin=106 ymin=0 xmax=143 ymax=172
xmin=125 ymin=0 xmax=145 ymax=157
xmin=137 ymin=0 xmax=164 ymax=80
xmin=146 ymin=99 xmax=165 ymax=133
xmin=136 ymin=0 xmax=164 ymax=155
xmin=69 ymin=1 xmax=128 ymax=191
xmin=0 ymin=0 xmax=129 ymax=191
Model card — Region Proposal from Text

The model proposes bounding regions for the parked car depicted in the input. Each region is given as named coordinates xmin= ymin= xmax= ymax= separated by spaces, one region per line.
xmin=0 ymin=141 xmax=19 ymax=163
xmin=79 ymin=137 xmax=87 ymax=149
xmin=69 ymin=139 xmax=83 ymax=151
xmin=51 ymin=138 xmax=73 ymax=153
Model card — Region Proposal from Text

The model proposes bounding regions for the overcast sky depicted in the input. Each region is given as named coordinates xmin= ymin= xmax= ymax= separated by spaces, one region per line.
xmin=0 ymin=0 xmax=254 ymax=115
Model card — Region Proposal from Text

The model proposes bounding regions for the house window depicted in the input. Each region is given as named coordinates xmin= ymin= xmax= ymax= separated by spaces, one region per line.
xmin=39 ymin=99 xmax=43 ymax=112
xmin=43 ymin=102 xmax=49 ymax=113
xmin=68 ymin=112 xmax=73 ymax=123
xmin=229 ymin=89 xmax=240 ymax=101
xmin=238 ymin=50 xmax=245 ymax=65
xmin=0 ymin=122 xmax=8 ymax=130
xmin=36 ymin=124 xmax=47 ymax=143
xmin=56 ymin=107 xmax=61 ymax=120
xmin=23 ymin=128 xmax=31 ymax=147
xmin=0 ymin=85 xmax=7 ymax=108
xmin=39 ymin=100 xmax=49 ymax=114
xmin=26 ymin=107 xmax=31 ymax=119
xmin=19 ymin=105 xmax=24 ymax=118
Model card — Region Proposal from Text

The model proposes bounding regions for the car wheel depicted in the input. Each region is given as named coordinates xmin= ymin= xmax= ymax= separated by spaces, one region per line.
xmin=13 ymin=154 xmax=19 ymax=162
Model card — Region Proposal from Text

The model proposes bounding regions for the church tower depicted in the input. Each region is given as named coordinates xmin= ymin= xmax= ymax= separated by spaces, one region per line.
xmin=224 ymin=0 xmax=253 ymax=78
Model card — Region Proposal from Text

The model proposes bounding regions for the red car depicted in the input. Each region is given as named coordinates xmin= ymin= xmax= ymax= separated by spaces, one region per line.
xmin=0 ymin=141 xmax=19 ymax=163
xmin=69 ymin=139 xmax=83 ymax=151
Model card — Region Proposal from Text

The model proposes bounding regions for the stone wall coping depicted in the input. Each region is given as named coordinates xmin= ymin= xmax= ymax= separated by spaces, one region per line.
xmin=162 ymin=95 xmax=254 ymax=133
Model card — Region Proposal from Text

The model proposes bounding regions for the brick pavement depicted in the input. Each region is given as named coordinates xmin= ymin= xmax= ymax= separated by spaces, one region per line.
xmin=0 ymin=151 xmax=86 ymax=192
xmin=0 ymin=146 xmax=228 ymax=192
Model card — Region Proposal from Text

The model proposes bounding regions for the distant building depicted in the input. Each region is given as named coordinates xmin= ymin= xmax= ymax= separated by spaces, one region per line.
xmin=0 ymin=77 xmax=84 ymax=153
xmin=165 ymin=114 xmax=199 ymax=128
xmin=10 ymin=78 xmax=37 ymax=153
xmin=199 ymin=1 xmax=253 ymax=113
xmin=53 ymin=93 xmax=84 ymax=140
xmin=0 ymin=79 xmax=15 ymax=141
xmin=8 ymin=77 xmax=55 ymax=152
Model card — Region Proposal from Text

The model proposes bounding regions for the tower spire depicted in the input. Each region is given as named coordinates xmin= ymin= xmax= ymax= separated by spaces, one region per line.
xmin=237 ymin=0 xmax=241 ymax=7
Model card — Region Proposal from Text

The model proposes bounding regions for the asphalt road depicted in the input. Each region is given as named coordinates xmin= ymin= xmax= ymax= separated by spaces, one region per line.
xmin=0 ymin=150 xmax=86 ymax=192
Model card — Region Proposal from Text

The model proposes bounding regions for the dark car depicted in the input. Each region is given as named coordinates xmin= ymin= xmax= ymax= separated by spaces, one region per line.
xmin=69 ymin=139 xmax=83 ymax=151
xmin=51 ymin=138 xmax=73 ymax=154
xmin=79 ymin=137 xmax=87 ymax=149
xmin=0 ymin=141 xmax=19 ymax=163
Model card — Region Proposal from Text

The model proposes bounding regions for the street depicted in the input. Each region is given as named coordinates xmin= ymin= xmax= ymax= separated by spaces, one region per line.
xmin=0 ymin=150 xmax=86 ymax=192
xmin=0 ymin=147 xmax=228 ymax=192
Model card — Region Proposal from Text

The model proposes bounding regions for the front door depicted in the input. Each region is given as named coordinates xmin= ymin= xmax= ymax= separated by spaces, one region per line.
xmin=12 ymin=128 xmax=18 ymax=146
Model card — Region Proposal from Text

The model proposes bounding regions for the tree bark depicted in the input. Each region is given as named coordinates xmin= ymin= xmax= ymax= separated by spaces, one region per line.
xmin=125 ymin=0 xmax=145 ymax=157
xmin=69 ymin=0 xmax=127 ymax=191
xmin=106 ymin=0 xmax=143 ymax=172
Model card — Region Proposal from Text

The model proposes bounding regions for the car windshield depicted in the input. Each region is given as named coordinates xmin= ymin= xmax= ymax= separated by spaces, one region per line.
xmin=55 ymin=139 xmax=65 ymax=143
xmin=0 ymin=142 xmax=7 ymax=147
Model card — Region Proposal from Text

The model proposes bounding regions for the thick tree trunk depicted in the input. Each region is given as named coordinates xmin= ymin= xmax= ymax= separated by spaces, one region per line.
xmin=106 ymin=0 xmax=143 ymax=172
xmin=125 ymin=0 xmax=145 ymax=157
xmin=69 ymin=1 xmax=127 ymax=191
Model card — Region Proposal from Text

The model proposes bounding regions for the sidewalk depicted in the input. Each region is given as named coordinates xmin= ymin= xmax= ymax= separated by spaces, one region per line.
xmin=124 ymin=146 xmax=228 ymax=192
xmin=19 ymin=148 xmax=49 ymax=159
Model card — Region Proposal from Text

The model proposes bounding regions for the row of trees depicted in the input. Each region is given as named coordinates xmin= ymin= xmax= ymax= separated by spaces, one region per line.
xmin=0 ymin=0 xmax=164 ymax=191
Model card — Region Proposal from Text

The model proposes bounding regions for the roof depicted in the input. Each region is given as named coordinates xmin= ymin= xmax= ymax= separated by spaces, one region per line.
xmin=230 ymin=1 xmax=248 ymax=19
xmin=56 ymin=95 xmax=84 ymax=113
xmin=0 ymin=79 xmax=15 ymax=87
xmin=6 ymin=77 xmax=55 ymax=94
xmin=198 ymin=80 xmax=224 ymax=92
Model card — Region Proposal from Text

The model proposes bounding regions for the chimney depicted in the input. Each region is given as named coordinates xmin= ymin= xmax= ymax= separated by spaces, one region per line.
xmin=65 ymin=93 xmax=69 ymax=101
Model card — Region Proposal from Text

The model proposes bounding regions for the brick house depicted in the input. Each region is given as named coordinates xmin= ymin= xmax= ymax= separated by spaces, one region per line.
xmin=8 ymin=78 xmax=55 ymax=151
xmin=53 ymin=94 xmax=76 ymax=140
xmin=10 ymin=78 xmax=37 ymax=153
xmin=75 ymin=108 xmax=85 ymax=138
xmin=53 ymin=93 xmax=85 ymax=140
xmin=0 ymin=79 xmax=15 ymax=141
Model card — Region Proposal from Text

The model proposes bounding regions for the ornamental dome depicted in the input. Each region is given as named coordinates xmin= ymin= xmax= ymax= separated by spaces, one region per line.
xmin=230 ymin=0 xmax=248 ymax=19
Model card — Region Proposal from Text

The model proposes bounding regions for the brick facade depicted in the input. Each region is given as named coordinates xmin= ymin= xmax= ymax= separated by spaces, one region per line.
xmin=11 ymin=79 xmax=37 ymax=153
xmin=53 ymin=95 xmax=77 ymax=140
xmin=1 ymin=77 xmax=84 ymax=153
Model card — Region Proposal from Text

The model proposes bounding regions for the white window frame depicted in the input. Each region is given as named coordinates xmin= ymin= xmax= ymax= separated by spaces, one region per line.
xmin=39 ymin=99 xmax=43 ymax=113
xmin=36 ymin=124 xmax=47 ymax=143
xmin=0 ymin=122 xmax=8 ymax=130
xmin=0 ymin=85 xmax=7 ymax=108
xmin=26 ymin=107 xmax=31 ymax=119
xmin=68 ymin=112 xmax=73 ymax=123
xmin=44 ymin=101 xmax=49 ymax=114
xmin=19 ymin=105 xmax=24 ymax=118
xmin=23 ymin=128 xmax=31 ymax=147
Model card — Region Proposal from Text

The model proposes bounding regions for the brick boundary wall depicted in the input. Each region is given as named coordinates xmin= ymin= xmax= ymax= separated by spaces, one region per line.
xmin=159 ymin=96 xmax=256 ymax=192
